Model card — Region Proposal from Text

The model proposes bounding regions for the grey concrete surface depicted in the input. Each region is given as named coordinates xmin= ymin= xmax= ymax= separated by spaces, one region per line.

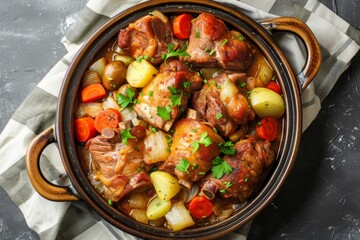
xmin=0 ymin=0 xmax=359 ymax=240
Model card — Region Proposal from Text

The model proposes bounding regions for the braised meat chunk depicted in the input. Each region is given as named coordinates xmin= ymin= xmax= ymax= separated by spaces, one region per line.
xmin=192 ymin=72 xmax=255 ymax=137
xmin=200 ymin=136 xmax=276 ymax=202
xmin=87 ymin=129 xmax=150 ymax=202
xmin=159 ymin=118 xmax=224 ymax=188
xmin=186 ymin=13 xmax=255 ymax=71
xmin=134 ymin=60 xmax=202 ymax=131
xmin=118 ymin=11 xmax=176 ymax=64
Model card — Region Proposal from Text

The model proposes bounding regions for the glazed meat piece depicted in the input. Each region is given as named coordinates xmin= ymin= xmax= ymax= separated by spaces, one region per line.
xmin=192 ymin=72 xmax=255 ymax=137
xmin=200 ymin=136 xmax=275 ymax=202
xmin=159 ymin=118 xmax=224 ymax=188
xmin=87 ymin=129 xmax=150 ymax=202
xmin=118 ymin=12 xmax=176 ymax=64
xmin=186 ymin=13 xmax=255 ymax=71
xmin=134 ymin=60 xmax=202 ymax=131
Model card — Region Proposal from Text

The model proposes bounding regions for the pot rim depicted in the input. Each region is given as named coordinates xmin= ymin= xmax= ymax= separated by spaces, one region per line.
xmin=56 ymin=0 xmax=302 ymax=239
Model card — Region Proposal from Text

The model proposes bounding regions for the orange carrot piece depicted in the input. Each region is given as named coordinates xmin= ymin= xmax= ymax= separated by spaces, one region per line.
xmin=266 ymin=81 xmax=282 ymax=94
xmin=81 ymin=83 xmax=107 ymax=103
xmin=74 ymin=117 xmax=97 ymax=142
xmin=173 ymin=14 xmax=194 ymax=39
xmin=188 ymin=196 xmax=214 ymax=219
xmin=256 ymin=117 xmax=279 ymax=141
xmin=94 ymin=109 xmax=120 ymax=133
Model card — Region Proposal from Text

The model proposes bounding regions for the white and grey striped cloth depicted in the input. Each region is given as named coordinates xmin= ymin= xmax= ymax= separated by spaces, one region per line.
xmin=0 ymin=0 xmax=359 ymax=239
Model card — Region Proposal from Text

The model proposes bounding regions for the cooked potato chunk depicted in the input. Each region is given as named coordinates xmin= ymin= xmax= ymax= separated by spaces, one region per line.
xmin=126 ymin=59 xmax=158 ymax=88
xmin=146 ymin=196 xmax=171 ymax=220
xmin=250 ymin=87 xmax=285 ymax=119
xmin=102 ymin=61 xmax=127 ymax=90
xmin=150 ymin=171 xmax=181 ymax=201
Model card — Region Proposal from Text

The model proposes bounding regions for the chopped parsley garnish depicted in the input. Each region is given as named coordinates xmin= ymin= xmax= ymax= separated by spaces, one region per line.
xmin=149 ymin=91 xmax=154 ymax=97
xmin=238 ymin=34 xmax=244 ymax=41
xmin=108 ymin=199 xmax=113 ymax=205
xmin=162 ymin=43 xmax=190 ymax=63
xmin=168 ymin=86 xmax=183 ymax=107
xmin=220 ymin=181 xmax=233 ymax=193
xmin=136 ymin=56 xmax=143 ymax=62
xmin=240 ymin=82 xmax=247 ymax=88
xmin=209 ymin=49 xmax=216 ymax=56
xmin=117 ymin=88 xmax=136 ymax=109
xmin=199 ymin=132 xmax=212 ymax=147
xmin=215 ymin=113 xmax=223 ymax=119
xmin=221 ymin=39 xmax=228 ymax=47
xmin=121 ymin=128 xmax=135 ymax=145
xmin=244 ymin=177 xmax=249 ymax=182
xmin=272 ymin=75 xmax=276 ymax=81
xmin=192 ymin=141 xmax=200 ymax=153
xmin=218 ymin=141 xmax=236 ymax=155
xmin=151 ymin=126 xmax=157 ymax=133
xmin=183 ymin=81 xmax=191 ymax=88
xmin=192 ymin=132 xmax=213 ymax=153
xmin=176 ymin=158 xmax=190 ymax=174
xmin=212 ymin=157 xmax=233 ymax=179
xmin=157 ymin=105 xmax=172 ymax=120
xmin=195 ymin=28 xmax=200 ymax=38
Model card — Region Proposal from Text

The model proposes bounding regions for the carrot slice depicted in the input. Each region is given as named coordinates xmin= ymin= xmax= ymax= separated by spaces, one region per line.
xmin=173 ymin=14 xmax=194 ymax=39
xmin=107 ymin=108 xmax=122 ymax=121
xmin=94 ymin=109 xmax=120 ymax=133
xmin=256 ymin=117 xmax=279 ymax=141
xmin=81 ymin=83 xmax=107 ymax=103
xmin=74 ymin=117 xmax=97 ymax=142
xmin=188 ymin=196 xmax=214 ymax=219
xmin=266 ymin=81 xmax=282 ymax=94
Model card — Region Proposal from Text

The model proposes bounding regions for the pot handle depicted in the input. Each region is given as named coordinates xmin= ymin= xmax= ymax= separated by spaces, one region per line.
xmin=26 ymin=125 xmax=79 ymax=201
xmin=260 ymin=17 xmax=321 ymax=91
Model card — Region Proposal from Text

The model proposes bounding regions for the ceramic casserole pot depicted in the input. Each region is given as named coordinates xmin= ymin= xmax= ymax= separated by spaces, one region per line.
xmin=26 ymin=0 xmax=321 ymax=239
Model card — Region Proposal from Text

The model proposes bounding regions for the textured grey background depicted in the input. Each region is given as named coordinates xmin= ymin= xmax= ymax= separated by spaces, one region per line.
xmin=0 ymin=0 xmax=359 ymax=239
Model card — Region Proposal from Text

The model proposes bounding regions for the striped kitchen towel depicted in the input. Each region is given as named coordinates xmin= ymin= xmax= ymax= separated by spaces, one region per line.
xmin=0 ymin=0 xmax=359 ymax=239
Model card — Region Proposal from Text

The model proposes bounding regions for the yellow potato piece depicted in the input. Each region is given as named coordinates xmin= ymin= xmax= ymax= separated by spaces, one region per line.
xmin=146 ymin=196 xmax=171 ymax=220
xmin=250 ymin=87 xmax=285 ymax=119
xmin=126 ymin=59 xmax=158 ymax=88
xmin=150 ymin=171 xmax=181 ymax=201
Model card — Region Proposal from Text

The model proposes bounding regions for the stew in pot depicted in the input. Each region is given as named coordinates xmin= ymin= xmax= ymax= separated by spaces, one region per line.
xmin=74 ymin=10 xmax=285 ymax=231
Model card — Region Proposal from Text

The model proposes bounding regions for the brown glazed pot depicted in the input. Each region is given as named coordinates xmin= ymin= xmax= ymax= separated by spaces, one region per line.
xmin=26 ymin=0 xmax=321 ymax=239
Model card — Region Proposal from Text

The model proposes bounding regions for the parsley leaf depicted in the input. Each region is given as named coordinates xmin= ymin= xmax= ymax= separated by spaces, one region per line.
xmin=121 ymin=128 xmax=135 ymax=145
xmin=218 ymin=141 xmax=236 ymax=155
xmin=212 ymin=157 xmax=233 ymax=179
xmin=192 ymin=132 xmax=213 ymax=153
xmin=199 ymin=132 xmax=212 ymax=147
xmin=176 ymin=158 xmax=190 ymax=174
xmin=157 ymin=105 xmax=172 ymax=120
xmin=117 ymin=88 xmax=136 ymax=109
xmin=162 ymin=43 xmax=190 ymax=63
xmin=168 ymin=86 xmax=183 ymax=107
xmin=192 ymin=141 xmax=199 ymax=153
xmin=215 ymin=113 xmax=223 ymax=119
xmin=183 ymin=81 xmax=191 ymax=88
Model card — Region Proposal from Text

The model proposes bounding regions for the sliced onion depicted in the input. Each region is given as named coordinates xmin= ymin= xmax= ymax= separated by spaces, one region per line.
xmin=114 ymin=55 xmax=135 ymax=66
xmin=165 ymin=202 xmax=195 ymax=231
xmin=82 ymin=70 xmax=101 ymax=88
xmin=89 ymin=57 xmax=107 ymax=79
xmin=180 ymin=185 xmax=200 ymax=203
xmin=102 ymin=95 xmax=121 ymax=110
xmin=220 ymin=78 xmax=239 ymax=102
xmin=128 ymin=192 xmax=148 ymax=209
xmin=75 ymin=103 xmax=87 ymax=118
xmin=143 ymin=131 xmax=170 ymax=164
xmin=150 ymin=10 xmax=168 ymax=23
xmin=213 ymin=199 xmax=235 ymax=220
xmin=130 ymin=209 xmax=148 ymax=224
xmin=112 ymin=40 xmax=126 ymax=54
xmin=83 ymin=102 xmax=103 ymax=117
xmin=120 ymin=107 xmax=137 ymax=122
